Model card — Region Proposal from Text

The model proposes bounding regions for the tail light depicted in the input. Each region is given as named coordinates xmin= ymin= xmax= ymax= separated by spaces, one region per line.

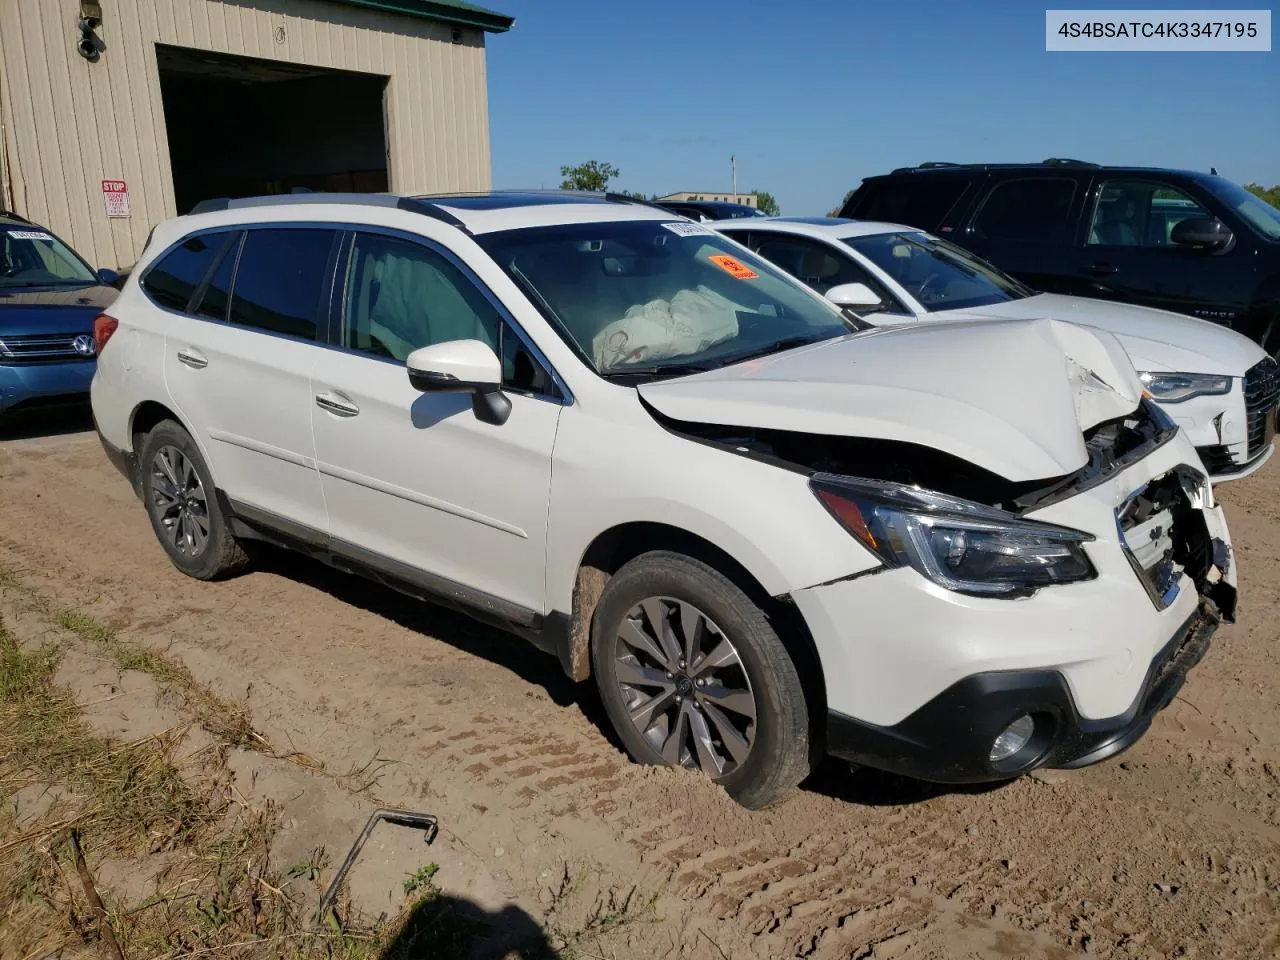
xmin=93 ymin=313 xmax=119 ymax=352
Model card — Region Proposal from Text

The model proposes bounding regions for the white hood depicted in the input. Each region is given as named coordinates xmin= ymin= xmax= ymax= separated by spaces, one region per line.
xmin=639 ymin=317 xmax=1144 ymax=483
xmin=944 ymin=293 xmax=1266 ymax=377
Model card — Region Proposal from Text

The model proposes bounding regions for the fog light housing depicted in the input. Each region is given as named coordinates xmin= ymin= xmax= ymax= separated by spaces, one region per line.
xmin=989 ymin=715 xmax=1036 ymax=763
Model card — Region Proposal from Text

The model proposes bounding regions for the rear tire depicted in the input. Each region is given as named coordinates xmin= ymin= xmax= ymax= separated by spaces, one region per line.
xmin=590 ymin=551 xmax=812 ymax=809
xmin=138 ymin=420 xmax=250 ymax=580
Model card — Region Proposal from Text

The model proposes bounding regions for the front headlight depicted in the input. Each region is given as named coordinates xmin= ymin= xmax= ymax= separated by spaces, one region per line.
xmin=810 ymin=475 xmax=1096 ymax=597
xmin=1138 ymin=371 xmax=1232 ymax=403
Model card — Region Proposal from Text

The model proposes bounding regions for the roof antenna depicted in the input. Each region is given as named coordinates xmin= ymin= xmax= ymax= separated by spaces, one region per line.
xmin=1210 ymin=166 xmax=1218 ymax=175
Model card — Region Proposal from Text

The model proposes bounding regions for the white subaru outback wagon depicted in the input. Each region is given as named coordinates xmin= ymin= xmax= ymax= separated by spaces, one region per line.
xmin=90 ymin=191 xmax=1237 ymax=808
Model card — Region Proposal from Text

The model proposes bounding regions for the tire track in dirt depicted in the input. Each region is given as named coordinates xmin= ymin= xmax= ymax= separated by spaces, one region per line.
xmin=2 ymin=430 xmax=1279 ymax=958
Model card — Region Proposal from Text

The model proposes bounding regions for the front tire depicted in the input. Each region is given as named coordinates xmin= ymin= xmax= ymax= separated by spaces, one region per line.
xmin=138 ymin=420 xmax=250 ymax=580
xmin=590 ymin=551 xmax=812 ymax=809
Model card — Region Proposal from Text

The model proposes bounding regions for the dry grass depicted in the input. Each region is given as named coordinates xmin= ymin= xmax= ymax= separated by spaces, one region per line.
xmin=0 ymin=614 xmax=348 ymax=959
xmin=55 ymin=608 xmax=270 ymax=753
xmin=0 ymin=605 xmax=559 ymax=959
xmin=0 ymin=560 xmax=642 ymax=959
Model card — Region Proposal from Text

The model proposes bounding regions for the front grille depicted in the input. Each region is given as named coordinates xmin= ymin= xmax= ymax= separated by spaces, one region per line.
xmin=0 ymin=333 xmax=92 ymax=364
xmin=1116 ymin=468 xmax=1211 ymax=611
xmin=1243 ymin=357 xmax=1279 ymax=458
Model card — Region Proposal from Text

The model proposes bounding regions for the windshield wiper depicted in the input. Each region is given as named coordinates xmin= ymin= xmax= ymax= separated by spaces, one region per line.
xmin=719 ymin=335 xmax=824 ymax=367
xmin=599 ymin=362 xmax=713 ymax=381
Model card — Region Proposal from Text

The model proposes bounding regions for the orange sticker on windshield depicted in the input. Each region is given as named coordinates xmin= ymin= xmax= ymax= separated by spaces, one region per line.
xmin=708 ymin=254 xmax=758 ymax=280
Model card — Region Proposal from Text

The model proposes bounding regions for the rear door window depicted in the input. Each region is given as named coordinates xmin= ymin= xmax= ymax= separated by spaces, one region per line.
xmin=842 ymin=178 xmax=971 ymax=229
xmin=142 ymin=233 xmax=231 ymax=312
xmin=970 ymin=178 xmax=1078 ymax=243
xmin=228 ymin=228 xmax=338 ymax=340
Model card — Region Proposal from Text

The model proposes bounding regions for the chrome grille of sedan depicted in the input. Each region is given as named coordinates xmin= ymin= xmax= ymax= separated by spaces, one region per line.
xmin=0 ymin=333 xmax=93 ymax=364
xmin=1243 ymin=356 xmax=1279 ymax=458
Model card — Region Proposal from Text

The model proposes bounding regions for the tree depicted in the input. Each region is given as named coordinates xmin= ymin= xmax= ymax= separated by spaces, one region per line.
xmin=559 ymin=161 xmax=620 ymax=192
xmin=753 ymin=190 xmax=780 ymax=216
xmin=611 ymin=188 xmax=651 ymax=201
xmin=827 ymin=188 xmax=856 ymax=218
xmin=1244 ymin=183 xmax=1280 ymax=209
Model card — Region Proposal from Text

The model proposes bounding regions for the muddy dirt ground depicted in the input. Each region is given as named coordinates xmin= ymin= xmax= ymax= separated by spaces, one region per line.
xmin=1 ymin=410 xmax=1277 ymax=959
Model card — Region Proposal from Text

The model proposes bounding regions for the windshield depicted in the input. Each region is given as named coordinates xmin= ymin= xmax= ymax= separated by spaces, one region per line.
xmin=1200 ymin=176 xmax=1280 ymax=240
xmin=842 ymin=231 xmax=1033 ymax=311
xmin=477 ymin=220 xmax=853 ymax=379
xmin=0 ymin=227 xmax=97 ymax=288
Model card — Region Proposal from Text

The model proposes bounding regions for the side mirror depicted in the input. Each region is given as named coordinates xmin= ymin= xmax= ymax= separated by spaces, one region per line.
xmin=1170 ymin=217 xmax=1233 ymax=251
xmin=96 ymin=267 xmax=120 ymax=286
xmin=824 ymin=281 xmax=884 ymax=312
xmin=406 ymin=339 xmax=511 ymax=426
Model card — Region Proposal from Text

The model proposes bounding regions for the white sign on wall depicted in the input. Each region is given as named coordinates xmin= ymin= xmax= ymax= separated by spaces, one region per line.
xmin=101 ymin=180 xmax=131 ymax=218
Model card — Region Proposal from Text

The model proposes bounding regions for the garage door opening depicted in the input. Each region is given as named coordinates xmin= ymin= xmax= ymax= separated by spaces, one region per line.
xmin=156 ymin=45 xmax=390 ymax=214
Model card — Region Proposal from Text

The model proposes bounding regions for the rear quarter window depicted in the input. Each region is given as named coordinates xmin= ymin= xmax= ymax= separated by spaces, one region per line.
xmin=842 ymin=178 xmax=971 ymax=229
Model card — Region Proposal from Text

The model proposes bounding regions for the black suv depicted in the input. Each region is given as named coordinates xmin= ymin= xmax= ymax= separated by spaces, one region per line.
xmin=838 ymin=160 xmax=1280 ymax=352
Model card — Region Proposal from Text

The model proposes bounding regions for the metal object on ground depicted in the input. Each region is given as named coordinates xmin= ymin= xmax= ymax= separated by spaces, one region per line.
xmin=314 ymin=808 xmax=438 ymax=929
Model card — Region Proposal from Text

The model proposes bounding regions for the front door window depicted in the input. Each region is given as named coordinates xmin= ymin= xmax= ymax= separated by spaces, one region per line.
xmin=1087 ymin=180 xmax=1209 ymax=247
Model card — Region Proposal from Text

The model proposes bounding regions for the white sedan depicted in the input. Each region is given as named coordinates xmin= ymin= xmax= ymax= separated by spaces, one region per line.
xmin=712 ymin=217 xmax=1278 ymax=482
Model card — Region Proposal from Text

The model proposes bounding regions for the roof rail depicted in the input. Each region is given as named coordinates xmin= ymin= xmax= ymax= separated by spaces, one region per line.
xmin=888 ymin=162 xmax=960 ymax=174
xmin=604 ymin=192 xmax=674 ymax=213
xmin=1041 ymin=157 xmax=1098 ymax=167
xmin=185 ymin=192 xmax=469 ymax=232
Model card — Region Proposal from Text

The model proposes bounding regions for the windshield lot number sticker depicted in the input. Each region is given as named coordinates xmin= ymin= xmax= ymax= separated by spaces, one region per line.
xmin=661 ymin=221 xmax=714 ymax=237
xmin=7 ymin=231 xmax=53 ymax=241
xmin=708 ymin=254 xmax=759 ymax=280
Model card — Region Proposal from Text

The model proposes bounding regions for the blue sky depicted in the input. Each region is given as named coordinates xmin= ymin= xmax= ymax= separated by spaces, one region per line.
xmin=484 ymin=1 xmax=1278 ymax=216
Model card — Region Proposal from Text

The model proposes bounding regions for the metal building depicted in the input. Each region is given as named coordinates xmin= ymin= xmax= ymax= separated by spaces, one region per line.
xmin=0 ymin=0 xmax=513 ymax=270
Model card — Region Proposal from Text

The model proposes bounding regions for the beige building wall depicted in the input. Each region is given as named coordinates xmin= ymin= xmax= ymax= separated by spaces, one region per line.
xmin=0 ymin=0 xmax=496 ymax=269
xmin=657 ymin=192 xmax=759 ymax=207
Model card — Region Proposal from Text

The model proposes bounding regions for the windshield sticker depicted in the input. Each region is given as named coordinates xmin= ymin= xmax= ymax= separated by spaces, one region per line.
xmin=707 ymin=254 xmax=759 ymax=280
xmin=7 ymin=231 xmax=52 ymax=241
xmin=661 ymin=221 xmax=714 ymax=237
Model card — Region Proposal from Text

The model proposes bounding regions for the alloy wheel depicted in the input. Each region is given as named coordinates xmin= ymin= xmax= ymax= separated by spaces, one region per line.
xmin=149 ymin=445 xmax=210 ymax=557
xmin=613 ymin=596 xmax=757 ymax=778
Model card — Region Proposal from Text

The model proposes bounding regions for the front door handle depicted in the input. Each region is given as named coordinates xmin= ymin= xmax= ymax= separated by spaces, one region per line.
xmin=1083 ymin=262 xmax=1118 ymax=277
xmin=176 ymin=347 xmax=208 ymax=369
xmin=315 ymin=391 xmax=360 ymax=417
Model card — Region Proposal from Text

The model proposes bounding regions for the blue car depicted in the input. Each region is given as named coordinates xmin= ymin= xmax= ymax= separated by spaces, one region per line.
xmin=0 ymin=213 xmax=119 ymax=416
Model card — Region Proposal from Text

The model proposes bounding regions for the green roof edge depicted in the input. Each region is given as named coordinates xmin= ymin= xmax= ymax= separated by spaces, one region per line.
xmin=329 ymin=0 xmax=514 ymax=33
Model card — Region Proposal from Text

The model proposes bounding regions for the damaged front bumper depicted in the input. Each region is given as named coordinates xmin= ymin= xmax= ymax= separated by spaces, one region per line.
xmin=791 ymin=428 xmax=1237 ymax=784
xmin=824 ymin=599 xmax=1224 ymax=783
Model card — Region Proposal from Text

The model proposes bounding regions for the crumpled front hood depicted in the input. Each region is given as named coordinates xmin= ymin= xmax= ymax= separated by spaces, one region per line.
xmin=946 ymin=293 xmax=1266 ymax=376
xmin=638 ymin=317 xmax=1144 ymax=483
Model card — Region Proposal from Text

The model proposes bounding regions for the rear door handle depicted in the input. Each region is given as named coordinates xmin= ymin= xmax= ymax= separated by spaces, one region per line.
xmin=176 ymin=348 xmax=208 ymax=369
xmin=315 ymin=391 xmax=360 ymax=417
xmin=1083 ymin=262 xmax=1118 ymax=277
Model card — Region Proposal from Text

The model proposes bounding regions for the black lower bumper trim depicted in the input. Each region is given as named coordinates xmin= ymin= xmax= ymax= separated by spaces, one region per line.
xmin=826 ymin=600 xmax=1224 ymax=784
xmin=98 ymin=431 xmax=140 ymax=497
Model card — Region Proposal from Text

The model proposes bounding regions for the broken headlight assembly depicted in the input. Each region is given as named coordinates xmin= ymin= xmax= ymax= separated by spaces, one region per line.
xmin=810 ymin=474 xmax=1096 ymax=597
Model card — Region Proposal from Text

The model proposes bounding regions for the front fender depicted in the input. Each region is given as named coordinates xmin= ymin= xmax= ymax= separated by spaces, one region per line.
xmin=543 ymin=413 xmax=881 ymax=614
